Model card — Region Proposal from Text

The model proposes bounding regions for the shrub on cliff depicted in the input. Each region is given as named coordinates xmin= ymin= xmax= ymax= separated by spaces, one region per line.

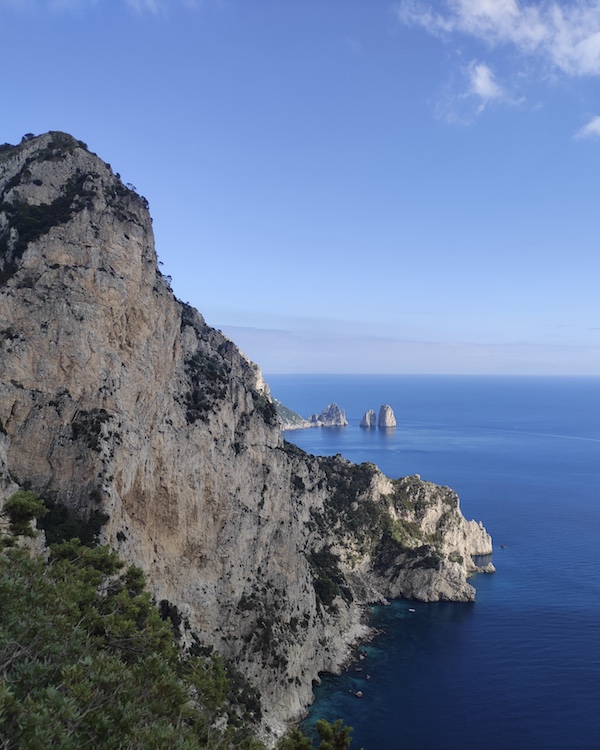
xmin=277 ymin=719 xmax=355 ymax=750
xmin=1 ymin=489 xmax=46 ymax=537
xmin=0 ymin=536 xmax=264 ymax=749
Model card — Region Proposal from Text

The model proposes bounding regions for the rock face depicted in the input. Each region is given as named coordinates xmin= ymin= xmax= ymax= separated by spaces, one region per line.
xmin=0 ymin=133 xmax=493 ymax=740
xmin=378 ymin=404 xmax=397 ymax=428
xmin=274 ymin=399 xmax=311 ymax=430
xmin=307 ymin=403 xmax=348 ymax=427
xmin=360 ymin=409 xmax=377 ymax=429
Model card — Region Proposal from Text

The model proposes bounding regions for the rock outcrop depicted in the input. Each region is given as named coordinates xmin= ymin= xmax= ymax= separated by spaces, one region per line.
xmin=0 ymin=133 xmax=493 ymax=741
xmin=360 ymin=409 xmax=377 ymax=429
xmin=274 ymin=399 xmax=311 ymax=430
xmin=307 ymin=403 xmax=348 ymax=427
xmin=378 ymin=404 xmax=397 ymax=428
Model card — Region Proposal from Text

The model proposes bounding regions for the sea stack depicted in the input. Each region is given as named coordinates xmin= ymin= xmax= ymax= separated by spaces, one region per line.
xmin=378 ymin=404 xmax=397 ymax=428
xmin=360 ymin=410 xmax=377 ymax=429
xmin=307 ymin=402 xmax=348 ymax=427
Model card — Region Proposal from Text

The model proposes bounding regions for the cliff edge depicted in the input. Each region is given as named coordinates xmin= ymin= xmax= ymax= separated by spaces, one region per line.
xmin=0 ymin=133 xmax=493 ymax=740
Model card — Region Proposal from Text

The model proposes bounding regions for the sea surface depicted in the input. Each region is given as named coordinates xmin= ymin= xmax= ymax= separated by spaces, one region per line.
xmin=267 ymin=375 xmax=600 ymax=750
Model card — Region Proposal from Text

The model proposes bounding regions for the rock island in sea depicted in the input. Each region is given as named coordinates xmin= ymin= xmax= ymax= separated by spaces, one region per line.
xmin=360 ymin=404 xmax=397 ymax=429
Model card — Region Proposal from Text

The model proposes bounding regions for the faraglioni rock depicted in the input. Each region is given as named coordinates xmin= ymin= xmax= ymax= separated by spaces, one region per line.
xmin=0 ymin=132 xmax=493 ymax=741
xmin=307 ymin=402 xmax=348 ymax=427
xmin=378 ymin=403 xmax=397 ymax=428
xmin=360 ymin=409 xmax=377 ymax=429
xmin=276 ymin=401 xmax=348 ymax=430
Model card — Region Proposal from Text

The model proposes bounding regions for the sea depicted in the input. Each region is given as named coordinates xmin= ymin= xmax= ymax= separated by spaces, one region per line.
xmin=266 ymin=375 xmax=600 ymax=750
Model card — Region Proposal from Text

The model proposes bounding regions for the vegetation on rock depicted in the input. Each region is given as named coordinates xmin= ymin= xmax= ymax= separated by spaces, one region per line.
xmin=0 ymin=493 xmax=357 ymax=749
xmin=183 ymin=350 xmax=231 ymax=424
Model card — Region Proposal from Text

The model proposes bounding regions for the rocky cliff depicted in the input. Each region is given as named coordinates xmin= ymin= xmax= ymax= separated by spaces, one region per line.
xmin=0 ymin=133 xmax=493 ymax=741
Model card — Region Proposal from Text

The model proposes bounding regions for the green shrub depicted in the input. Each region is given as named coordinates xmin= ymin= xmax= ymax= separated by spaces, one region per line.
xmin=2 ymin=490 xmax=46 ymax=537
xmin=0 ymin=538 xmax=266 ymax=749
xmin=252 ymin=390 xmax=278 ymax=426
xmin=306 ymin=547 xmax=353 ymax=608
xmin=183 ymin=350 xmax=230 ymax=424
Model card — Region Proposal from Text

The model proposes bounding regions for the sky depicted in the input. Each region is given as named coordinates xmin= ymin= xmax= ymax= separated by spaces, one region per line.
xmin=1 ymin=0 xmax=600 ymax=375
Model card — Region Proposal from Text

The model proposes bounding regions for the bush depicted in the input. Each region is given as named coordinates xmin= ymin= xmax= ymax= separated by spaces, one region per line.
xmin=0 ymin=538 xmax=266 ymax=749
xmin=2 ymin=490 xmax=46 ymax=537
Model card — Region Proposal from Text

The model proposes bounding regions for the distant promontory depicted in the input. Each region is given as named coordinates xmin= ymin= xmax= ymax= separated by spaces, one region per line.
xmin=276 ymin=401 xmax=348 ymax=430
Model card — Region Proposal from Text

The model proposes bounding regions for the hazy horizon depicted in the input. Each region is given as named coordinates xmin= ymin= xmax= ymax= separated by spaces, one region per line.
xmin=2 ymin=1 xmax=599 ymax=375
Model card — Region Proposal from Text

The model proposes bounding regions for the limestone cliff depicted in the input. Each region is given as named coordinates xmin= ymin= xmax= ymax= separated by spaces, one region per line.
xmin=0 ymin=133 xmax=493 ymax=740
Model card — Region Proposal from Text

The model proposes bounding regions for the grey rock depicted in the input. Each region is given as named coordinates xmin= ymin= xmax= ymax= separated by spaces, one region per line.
xmin=378 ymin=404 xmax=397 ymax=428
xmin=360 ymin=409 xmax=377 ymax=429
xmin=307 ymin=402 xmax=348 ymax=427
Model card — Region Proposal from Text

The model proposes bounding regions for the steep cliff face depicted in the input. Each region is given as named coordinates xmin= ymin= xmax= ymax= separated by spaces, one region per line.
xmin=0 ymin=133 xmax=493 ymax=739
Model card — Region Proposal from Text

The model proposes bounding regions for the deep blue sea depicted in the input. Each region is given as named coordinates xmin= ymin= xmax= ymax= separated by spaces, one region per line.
xmin=267 ymin=375 xmax=600 ymax=750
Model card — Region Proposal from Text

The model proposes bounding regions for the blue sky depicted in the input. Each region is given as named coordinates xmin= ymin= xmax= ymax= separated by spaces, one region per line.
xmin=2 ymin=0 xmax=600 ymax=374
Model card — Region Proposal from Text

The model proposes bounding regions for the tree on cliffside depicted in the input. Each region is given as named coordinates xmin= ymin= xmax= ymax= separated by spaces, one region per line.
xmin=0 ymin=492 xmax=356 ymax=750
xmin=0 ymin=520 xmax=264 ymax=748
xmin=277 ymin=720 xmax=354 ymax=750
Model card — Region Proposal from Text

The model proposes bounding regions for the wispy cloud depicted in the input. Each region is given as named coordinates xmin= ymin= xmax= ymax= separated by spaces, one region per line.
xmin=467 ymin=60 xmax=504 ymax=111
xmin=397 ymin=1 xmax=600 ymax=128
xmin=574 ymin=114 xmax=600 ymax=138
xmin=434 ymin=60 xmax=512 ymax=124
xmin=397 ymin=0 xmax=600 ymax=77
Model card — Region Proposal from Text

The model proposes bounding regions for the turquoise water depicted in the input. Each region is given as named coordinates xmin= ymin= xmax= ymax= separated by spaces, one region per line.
xmin=268 ymin=375 xmax=600 ymax=750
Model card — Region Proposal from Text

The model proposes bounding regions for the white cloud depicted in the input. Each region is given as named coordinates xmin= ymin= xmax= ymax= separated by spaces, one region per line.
xmin=467 ymin=61 xmax=504 ymax=109
xmin=574 ymin=114 xmax=600 ymax=139
xmin=397 ymin=0 xmax=600 ymax=77
xmin=433 ymin=60 xmax=509 ymax=123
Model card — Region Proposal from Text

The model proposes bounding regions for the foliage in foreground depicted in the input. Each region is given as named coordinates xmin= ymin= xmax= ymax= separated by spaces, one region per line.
xmin=278 ymin=720 xmax=355 ymax=750
xmin=0 ymin=538 xmax=264 ymax=749
xmin=0 ymin=492 xmax=357 ymax=749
